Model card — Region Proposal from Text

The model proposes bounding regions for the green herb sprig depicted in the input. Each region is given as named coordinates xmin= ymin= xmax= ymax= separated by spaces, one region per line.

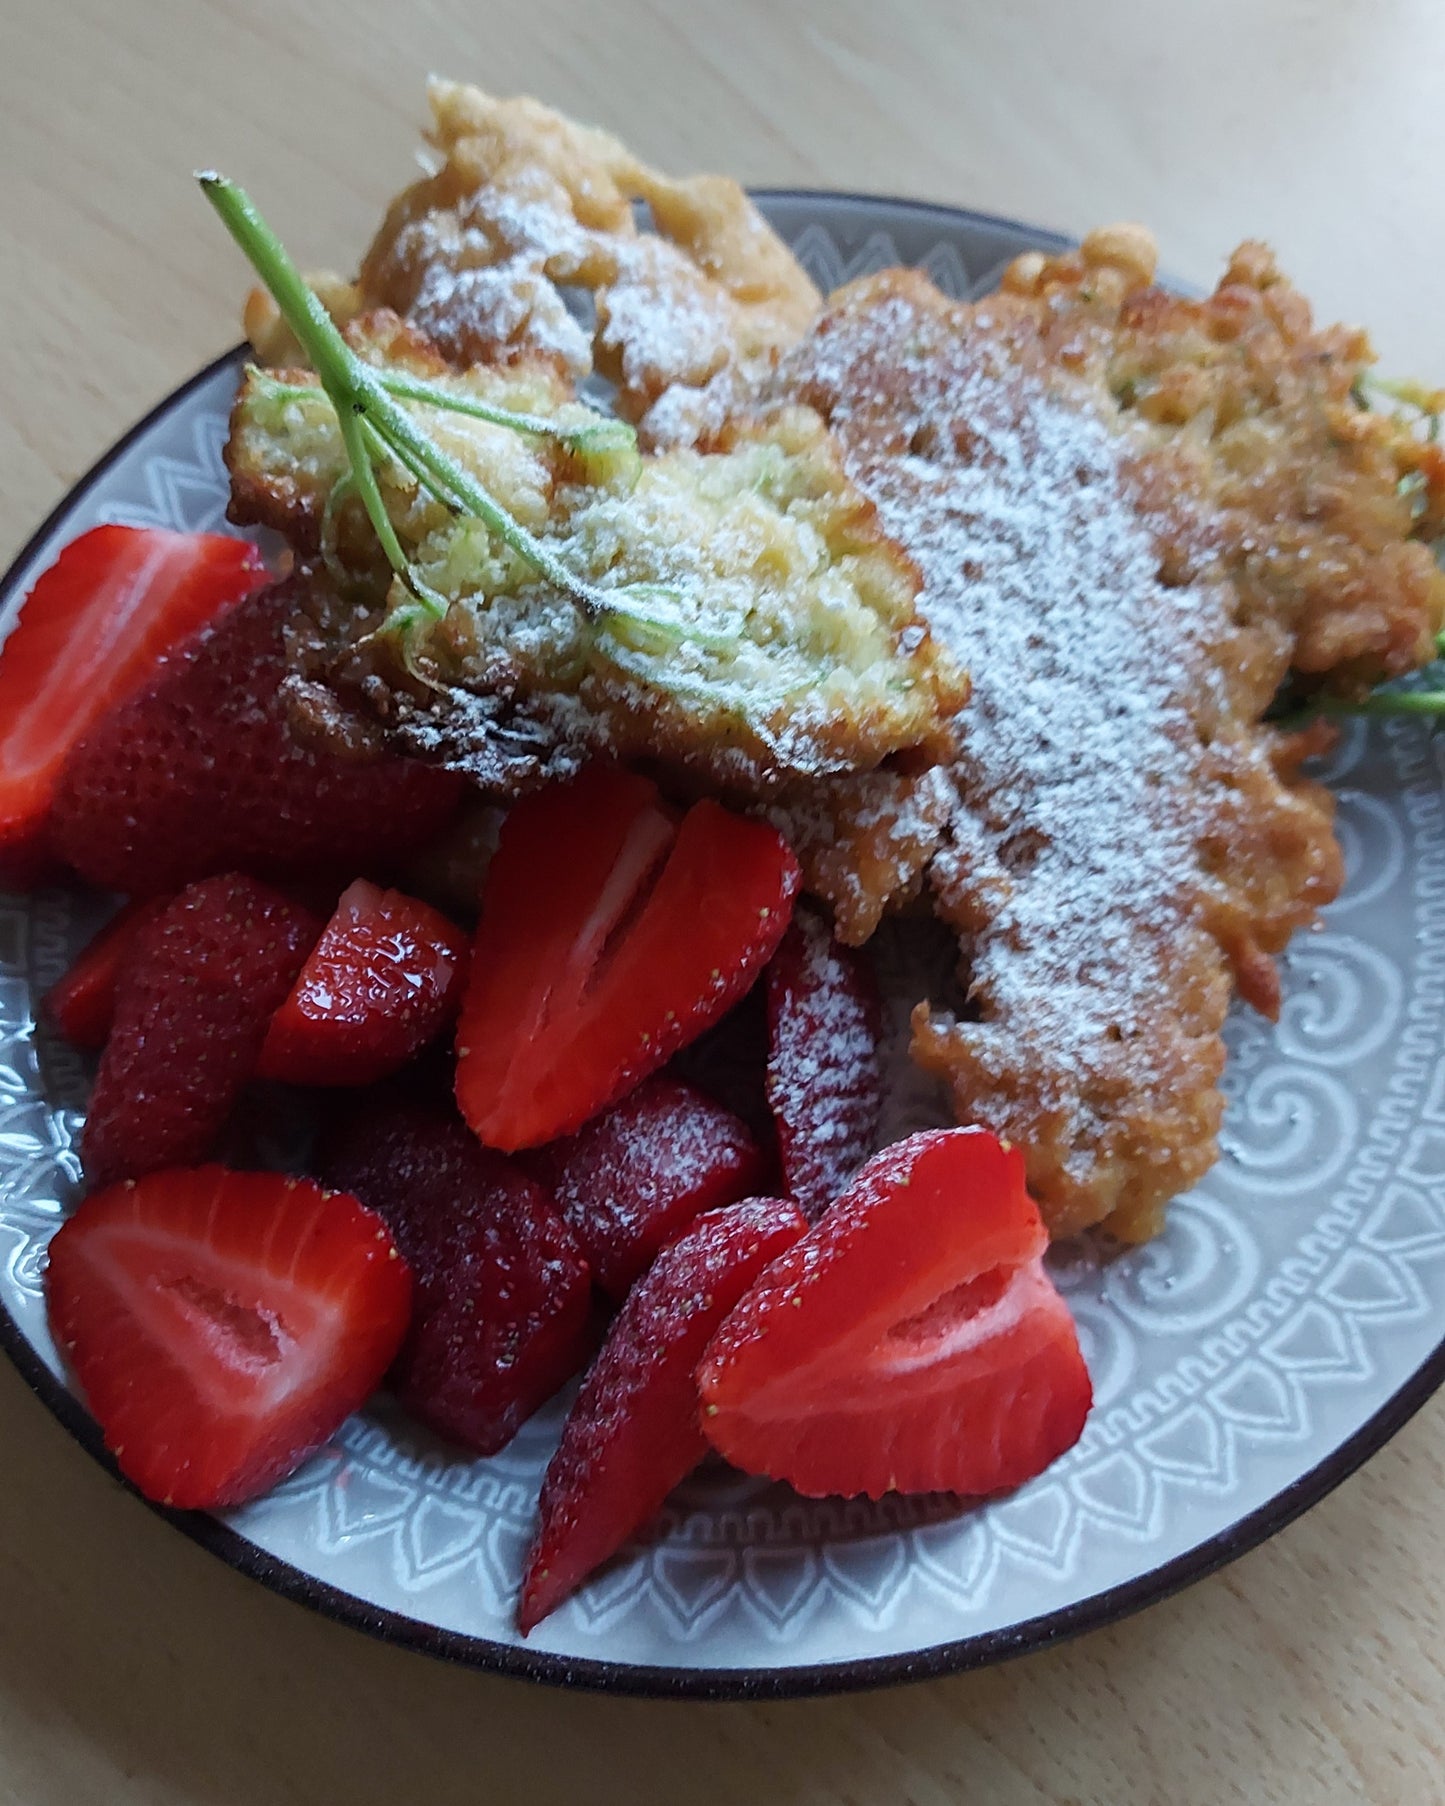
xmin=199 ymin=173 xmax=695 ymax=645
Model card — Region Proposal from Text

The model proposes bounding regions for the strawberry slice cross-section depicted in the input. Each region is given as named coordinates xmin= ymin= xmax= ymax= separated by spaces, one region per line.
xmin=44 ymin=1165 xmax=412 ymax=1511
xmin=456 ymin=764 xmax=801 ymax=1152
xmin=698 ymin=1128 xmax=1093 ymax=1501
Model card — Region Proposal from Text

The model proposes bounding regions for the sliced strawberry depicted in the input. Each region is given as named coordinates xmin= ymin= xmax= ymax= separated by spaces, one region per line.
xmin=43 ymin=896 xmax=172 ymax=1050
xmin=0 ymin=527 xmax=265 ymax=888
xmin=518 ymin=1197 xmax=806 ymax=1632
xmin=523 ymin=1075 xmax=767 ymax=1301
xmin=256 ymin=879 xmax=468 ymax=1087
xmin=82 ymin=875 xmax=323 ymax=1188
xmin=49 ymin=574 xmax=467 ymax=895
xmin=765 ymin=907 xmax=882 ymax=1219
xmin=44 ymin=1165 xmax=411 ymax=1510
xmin=319 ymin=1098 xmax=592 ymax=1455
xmin=455 ymin=764 xmax=800 ymax=1151
xmin=698 ymin=1129 xmax=1092 ymax=1500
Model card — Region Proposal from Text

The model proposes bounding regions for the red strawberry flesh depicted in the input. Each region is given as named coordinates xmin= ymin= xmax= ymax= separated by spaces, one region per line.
xmin=698 ymin=1128 xmax=1093 ymax=1500
xmin=765 ymin=906 xmax=882 ymax=1219
xmin=44 ymin=1165 xmax=412 ymax=1510
xmin=43 ymin=896 xmax=172 ymax=1050
xmin=455 ymin=764 xmax=800 ymax=1151
xmin=50 ymin=574 xmax=466 ymax=895
xmin=319 ymin=1098 xmax=592 ymax=1455
xmin=81 ymin=874 xmax=322 ymax=1188
xmin=518 ymin=1196 xmax=806 ymax=1633
xmin=523 ymin=1075 xmax=767 ymax=1301
xmin=0 ymin=527 xmax=265 ymax=888
xmin=257 ymin=879 xmax=469 ymax=1086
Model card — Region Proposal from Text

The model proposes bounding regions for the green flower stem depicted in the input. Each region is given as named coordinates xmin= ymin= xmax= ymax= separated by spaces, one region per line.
xmin=1308 ymin=689 xmax=1445 ymax=721
xmin=372 ymin=369 xmax=636 ymax=457
xmin=249 ymin=365 xmax=635 ymax=459
xmin=200 ymin=171 xmax=612 ymax=622
xmin=337 ymin=408 xmax=410 ymax=579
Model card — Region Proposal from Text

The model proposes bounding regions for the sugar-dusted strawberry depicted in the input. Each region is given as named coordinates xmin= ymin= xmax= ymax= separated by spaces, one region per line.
xmin=699 ymin=1129 xmax=1092 ymax=1500
xmin=43 ymin=896 xmax=172 ymax=1050
xmin=49 ymin=574 xmax=466 ymax=895
xmin=0 ymin=526 xmax=265 ymax=888
xmin=256 ymin=879 xmax=468 ymax=1087
xmin=518 ymin=1197 xmax=806 ymax=1632
xmin=456 ymin=764 xmax=800 ymax=1152
xmin=45 ymin=1165 xmax=411 ymax=1509
xmin=765 ymin=906 xmax=882 ymax=1219
xmin=319 ymin=1098 xmax=592 ymax=1455
xmin=82 ymin=875 xmax=322 ymax=1188
xmin=523 ymin=1075 xmax=767 ymax=1302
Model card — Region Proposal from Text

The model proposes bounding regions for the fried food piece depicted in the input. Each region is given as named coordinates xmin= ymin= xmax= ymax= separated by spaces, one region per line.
xmin=227 ymin=313 xmax=965 ymax=794
xmin=243 ymin=81 xmax=820 ymax=448
xmin=779 ymin=231 xmax=1445 ymax=1240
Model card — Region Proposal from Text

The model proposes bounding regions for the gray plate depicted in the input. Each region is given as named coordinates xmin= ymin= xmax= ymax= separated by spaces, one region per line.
xmin=1 ymin=194 xmax=1442 ymax=1699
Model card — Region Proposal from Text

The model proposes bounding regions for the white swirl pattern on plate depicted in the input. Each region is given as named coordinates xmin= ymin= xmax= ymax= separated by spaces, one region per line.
xmin=1 ymin=201 xmax=1443 ymax=1674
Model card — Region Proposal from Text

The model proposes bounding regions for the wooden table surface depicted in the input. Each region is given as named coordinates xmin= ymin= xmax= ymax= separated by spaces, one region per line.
xmin=3 ymin=2 xmax=1443 ymax=1800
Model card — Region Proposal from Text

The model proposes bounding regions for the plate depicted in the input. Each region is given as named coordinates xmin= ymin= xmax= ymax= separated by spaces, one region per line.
xmin=2 ymin=193 xmax=1443 ymax=1699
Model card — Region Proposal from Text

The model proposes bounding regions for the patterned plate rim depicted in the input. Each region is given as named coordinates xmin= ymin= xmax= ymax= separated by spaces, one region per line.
xmin=1 ymin=193 xmax=1442 ymax=1701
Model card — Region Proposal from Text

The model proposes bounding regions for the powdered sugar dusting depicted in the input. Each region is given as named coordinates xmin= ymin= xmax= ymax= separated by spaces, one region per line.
xmin=766 ymin=908 xmax=883 ymax=1219
xmin=786 ymin=290 xmax=1236 ymax=1185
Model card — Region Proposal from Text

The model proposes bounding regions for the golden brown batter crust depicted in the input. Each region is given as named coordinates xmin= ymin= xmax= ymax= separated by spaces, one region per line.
xmin=231 ymin=87 xmax=1445 ymax=1244
xmin=778 ymin=231 xmax=1445 ymax=1240
xmin=243 ymin=80 xmax=820 ymax=446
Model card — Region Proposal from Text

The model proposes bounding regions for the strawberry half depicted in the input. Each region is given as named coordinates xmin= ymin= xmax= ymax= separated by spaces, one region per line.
xmin=44 ymin=1165 xmax=411 ymax=1510
xmin=698 ymin=1129 xmax=1093 ymax=1500
xmin=82 ymin=874 xmax=322 ymax=1188
xmin=320 ymin=1098 xmax=593 ymax=1455
xmin=523 ymin=1075 xmax=767 ymax=1301
xmin=765 ymin=906 xmax=882 ymax=1219
xmin=49 ymin=575 xmax=466 ymax=895
xmin=455 ymin=764 xmax=800 ymax=1151
xmin=257 ymin=879 xmax=469 ymax=1087
xmin=43 ymin=896 xmax=173 ymax=1050
xmin=0 ymin=527 xmax=265 ymax=888
xmin=518 ymin=1197 xmax=806 ymax=1633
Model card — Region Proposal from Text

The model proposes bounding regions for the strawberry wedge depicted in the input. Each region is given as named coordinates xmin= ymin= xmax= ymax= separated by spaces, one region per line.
xmin=45 ymin=1166 xmax=411 ymax=1510
xmin=0 ymin=526 xmax=264 ymax=887
xmin=258 ymin=880 xmax=469 ymax=1087
xmin=82 ymin=874 xmax=322 ymax=1188
xmin=43 ymin=896 xmax=172 ymax=1050
xmin=456 ymin=765 xmax=800 ymax=1151
xmin=699 ymin=1129 xmax=1093 ymax=1500
xmin=519 ymin=1197 xmax=806 ymax=1632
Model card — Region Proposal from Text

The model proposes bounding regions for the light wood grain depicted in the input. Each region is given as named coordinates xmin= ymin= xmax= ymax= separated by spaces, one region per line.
xmin=2 ymin=3 xmax=1443 ymax=1801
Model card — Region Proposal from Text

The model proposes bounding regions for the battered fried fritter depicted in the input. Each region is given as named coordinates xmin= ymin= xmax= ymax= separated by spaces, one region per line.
xmin=229 ymin=86 xmax=1445 ymax=1245
xmin=242 ymin=80 xmax=820 ymax=448
xmin=778 ymin=230 xmax=1445 ymax=1239
xmin=227 ymin=312 xmax=965 ymax=794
